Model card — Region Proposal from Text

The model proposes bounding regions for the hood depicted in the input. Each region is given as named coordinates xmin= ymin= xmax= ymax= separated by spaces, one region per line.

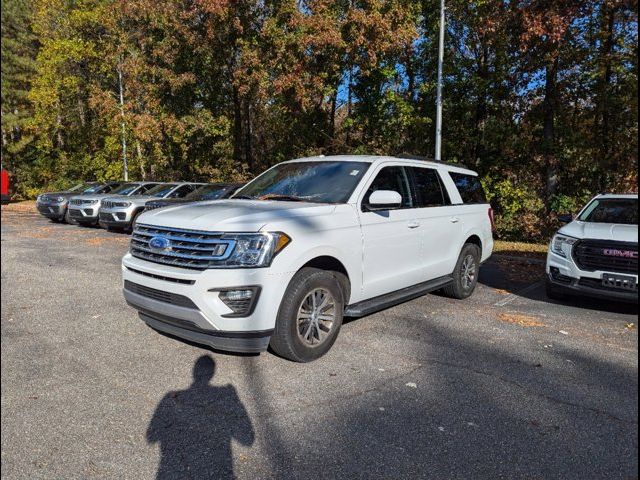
xmin=136 ymin=199 xmax=337 ymax=232
xmin=39 ymin=191 xmax=77 ymax=199
xmin=560 ymin=221 xmax=639 ymax=243
xmin=70 ymin=193 xmax=116 ymax=202
xmin=147 ymin=198 xmax=191 ymax=206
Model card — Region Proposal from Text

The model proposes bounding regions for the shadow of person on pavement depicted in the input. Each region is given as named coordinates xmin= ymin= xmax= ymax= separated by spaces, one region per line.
xmin=147 ymin=355 xmax=254 ymax=480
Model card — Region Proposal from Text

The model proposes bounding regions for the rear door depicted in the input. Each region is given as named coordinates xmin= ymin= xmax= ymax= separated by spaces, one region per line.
xmin=408 ymin=166 xmax=463 ymax=279
xmin=357 ymin=165 xmax=423 ymax=299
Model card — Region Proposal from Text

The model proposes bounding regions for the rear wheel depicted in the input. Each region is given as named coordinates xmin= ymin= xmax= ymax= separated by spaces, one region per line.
xmin=442 ymin=243 xmax=481 ymax=299
xmin=270 ymin=268 xmax=346 ymax=362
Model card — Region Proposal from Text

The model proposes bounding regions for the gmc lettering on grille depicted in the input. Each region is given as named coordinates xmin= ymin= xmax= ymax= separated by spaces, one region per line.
xmin=603 ymin=249 xmax=638 ymax=259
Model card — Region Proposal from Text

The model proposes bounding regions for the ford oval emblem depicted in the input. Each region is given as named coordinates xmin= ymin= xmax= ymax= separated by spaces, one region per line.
xmin=149 ymin=236 xmax=171 ymax=251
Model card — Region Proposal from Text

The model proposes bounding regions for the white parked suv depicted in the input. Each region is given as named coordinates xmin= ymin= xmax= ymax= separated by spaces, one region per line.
xmin=121 ymin=155 xmax=494 ymax=361
xmin=546 ymin=194 xmax=638 ymax=303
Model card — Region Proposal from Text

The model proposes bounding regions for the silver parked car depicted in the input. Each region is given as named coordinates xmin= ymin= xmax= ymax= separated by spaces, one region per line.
xmin=98 ymin=182 xmax=203 ymax=231
xmin=68 ymin=182 xmax=162 ymax=226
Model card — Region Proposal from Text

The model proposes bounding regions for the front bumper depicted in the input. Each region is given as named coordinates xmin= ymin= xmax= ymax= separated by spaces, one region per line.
xmin=36 ymin=202 xmax=66 ymax=219
xmin=121 ymin=253 xmax=295 ymax=352
xmin=68 ymin=206 xmax=99 ymax=223
xmin=546 ymin=250 xmax=638 ymax=303
xmin=99 ymin=206 xmax=135 ymax=228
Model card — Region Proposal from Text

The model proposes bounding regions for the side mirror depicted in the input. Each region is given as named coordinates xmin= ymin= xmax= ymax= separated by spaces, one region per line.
xmin=366 ymin=190 xmax=402 ymax=211
xmin=557 ymin=214 xmax=574 ymax=223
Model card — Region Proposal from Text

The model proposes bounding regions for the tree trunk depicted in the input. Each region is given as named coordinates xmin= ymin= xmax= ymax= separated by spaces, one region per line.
xmin=232 ymin=87 xmax=243 ymax=166
xmin=543 ymin=56 xmax=559 ymax=203
xmin=243 ymin=100 xmax=253 ymax=173
xmin=598 ymin=4 xmax=615 ymax=160
xmin=136 ymin=141 xmax=145 ymax=180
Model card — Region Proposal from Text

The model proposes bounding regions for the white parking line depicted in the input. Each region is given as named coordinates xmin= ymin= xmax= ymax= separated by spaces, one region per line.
xmin=494 ymin=280 xmax=544 ymax=307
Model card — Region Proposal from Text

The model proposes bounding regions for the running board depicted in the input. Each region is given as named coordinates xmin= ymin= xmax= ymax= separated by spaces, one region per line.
xmin=344 ymin=275 xmax=453 ymax=317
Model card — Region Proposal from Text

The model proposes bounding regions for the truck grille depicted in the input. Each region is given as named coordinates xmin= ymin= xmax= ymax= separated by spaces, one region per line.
xmin=130 ymin=224 xmax=234 ymax=270
xmin=573 ymin=240 xmax=638 ymax=274
xmin=144 ymin=203 xmax=167 ymax=211
xmin=124 ymin=280 xmax=198 ymax=309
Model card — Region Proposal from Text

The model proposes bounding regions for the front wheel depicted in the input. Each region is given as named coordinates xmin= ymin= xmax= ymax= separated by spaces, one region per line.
xmin=270 ymin=268 xmax=346 ymax=362
xmin=545 ymin=279 xmax=567 ymax=301
xmin=442 ymin=243 xmax=481 ymax=299
xmin=63 ymin=208 xmax=76 ymax=225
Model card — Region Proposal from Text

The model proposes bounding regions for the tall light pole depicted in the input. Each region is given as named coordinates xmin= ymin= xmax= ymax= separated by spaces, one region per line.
xmin=434 ymin=0 xmax=446 ymax=161
xmin=117 ymin=61 xmax=128 ymax=181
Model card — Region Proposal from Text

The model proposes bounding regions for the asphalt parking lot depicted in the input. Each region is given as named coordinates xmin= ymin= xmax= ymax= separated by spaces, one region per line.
xmin=1 ymin=204 xmax=638 ymax=479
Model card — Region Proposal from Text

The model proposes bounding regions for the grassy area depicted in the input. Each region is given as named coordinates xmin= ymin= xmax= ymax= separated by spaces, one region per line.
xmin=493 ymin=240 xmax=548 ymax=260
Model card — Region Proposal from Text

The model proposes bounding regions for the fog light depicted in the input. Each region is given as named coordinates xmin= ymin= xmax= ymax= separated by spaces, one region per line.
xmin=212 ymin=286 xmax=261 ymax=317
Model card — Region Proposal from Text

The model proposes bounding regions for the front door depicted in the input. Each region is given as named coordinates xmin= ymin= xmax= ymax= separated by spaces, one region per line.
xmin=357 ymin=165 xmax=423 ymax=299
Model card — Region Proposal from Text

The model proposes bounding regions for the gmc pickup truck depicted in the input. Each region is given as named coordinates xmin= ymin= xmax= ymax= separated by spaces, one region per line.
xmin=122 ymin=156 xmax=494 ymax=362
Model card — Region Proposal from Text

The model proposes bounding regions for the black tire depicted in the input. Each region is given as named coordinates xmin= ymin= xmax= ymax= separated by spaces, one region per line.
xmin=545 ymin=279 xmax=567 ymax=301
xmin=270 ymin=267 xmax=346 ymax=362
xmin=127 ymin=209 xmax=143 ymax=233
xmin=63 ymin=208 xmax=76 ymax=225
xmin=442 ymin=243 xmax=481 ymax=299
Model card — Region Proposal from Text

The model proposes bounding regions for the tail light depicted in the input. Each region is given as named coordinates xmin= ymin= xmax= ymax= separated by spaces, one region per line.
xmin=488 ymin=206 xmax=496 ymax=233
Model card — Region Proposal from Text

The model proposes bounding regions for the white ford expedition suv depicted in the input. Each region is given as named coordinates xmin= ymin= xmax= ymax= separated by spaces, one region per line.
xmin=121 ymin=156 xmax=494 ymax=362
xmin=546 ymin=194 xmax=638 ymax=303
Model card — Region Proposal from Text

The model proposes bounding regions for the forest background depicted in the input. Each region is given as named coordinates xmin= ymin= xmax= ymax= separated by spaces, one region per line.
xmin=1 ymin=0 xmax=638 ymax=241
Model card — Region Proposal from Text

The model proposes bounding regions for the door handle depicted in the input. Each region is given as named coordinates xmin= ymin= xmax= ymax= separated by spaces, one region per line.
xmin=450 ymin=217 xmax=460 ymax=223
xmin=407 ymin=221 xmax=420 ymax=229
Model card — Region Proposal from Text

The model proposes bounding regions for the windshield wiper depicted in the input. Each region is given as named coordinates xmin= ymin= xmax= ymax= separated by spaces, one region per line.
xmin=258 ymin=194 xmax=305 ymax=202
xmin=232 ymin=195 xmax=255 ymax=200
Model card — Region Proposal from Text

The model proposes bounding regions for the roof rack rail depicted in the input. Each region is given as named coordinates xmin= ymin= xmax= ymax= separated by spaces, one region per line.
xmin=598 ymin=191 xmax=639 ymax=196
xmin=395 ymin=153 xmax=468 ymax=169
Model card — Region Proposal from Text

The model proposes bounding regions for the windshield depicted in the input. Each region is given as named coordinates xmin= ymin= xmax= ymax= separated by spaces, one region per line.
xmin=187 ymin=184 xmax=230 ymax=200
xmin=578 ymin=198 xmax=638 ymax=225
xmin=82 ymin=183 xmax=108 ymax=193
xmin=234 ymin=161 xmax=370 ymax=203
xmin=68 ymin=183 xmax=91 ymax=192
xmin=145 ymin=184 xmax=178 ymax=197
xmin=111 ymin=183 xmax=142 ymax=195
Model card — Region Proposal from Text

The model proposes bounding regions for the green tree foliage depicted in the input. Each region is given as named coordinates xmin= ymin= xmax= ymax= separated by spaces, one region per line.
xmin=1 ymin=0 xmax=637 ymax=241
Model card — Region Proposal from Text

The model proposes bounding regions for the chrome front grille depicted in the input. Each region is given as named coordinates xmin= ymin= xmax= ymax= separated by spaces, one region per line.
xmin=71 ymin=198 xmax=95 ymax=206
xmin=103 ymin=200 xmax=129 ymax=209
xmin=130 ymin=224 xmax=235 ymax=270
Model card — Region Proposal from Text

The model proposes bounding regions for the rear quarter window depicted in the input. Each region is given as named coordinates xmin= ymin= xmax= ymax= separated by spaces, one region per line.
xmin=449 ymin=172 xmax=487 ymax=204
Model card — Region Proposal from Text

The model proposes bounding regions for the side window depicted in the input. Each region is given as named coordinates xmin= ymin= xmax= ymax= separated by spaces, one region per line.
xmin=449 ymin=172 xmax=487 ymax=204
xmin=169 ymin=185 xmax=194 ymax=198
xmin=363 ymin=166 xmax=413 ymax=210
xmin=409 ymin=167 xmax=450 ymax=207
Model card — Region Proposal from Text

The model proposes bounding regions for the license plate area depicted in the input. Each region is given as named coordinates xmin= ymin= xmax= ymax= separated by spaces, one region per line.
xmin=602 ymin=273 xmax=638 ymax=291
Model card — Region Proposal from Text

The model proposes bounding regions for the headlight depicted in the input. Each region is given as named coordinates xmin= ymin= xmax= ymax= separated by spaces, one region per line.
xmin=551 ymin=234 xmax=577 ymax=258
xmin=56 ymin=196 xmax=66 ymax=203
xmin=88 ymin=199 xmax=99 ymax=205
xmin=216 ymin=232 xmax=291 ymax=268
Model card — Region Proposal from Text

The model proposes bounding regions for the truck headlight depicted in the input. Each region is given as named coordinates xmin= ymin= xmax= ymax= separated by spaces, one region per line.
xmin=551 ymin=234 xmax=577 ymax=258
xmin=217 ymin=232 xmax=291 ymax=268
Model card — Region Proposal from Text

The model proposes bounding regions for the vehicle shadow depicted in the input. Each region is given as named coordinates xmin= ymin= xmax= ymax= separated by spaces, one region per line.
xmin=479 ymin=257 xmax=638 ymax=315
xmin=146 ymin=355 xmax=254 ymax=479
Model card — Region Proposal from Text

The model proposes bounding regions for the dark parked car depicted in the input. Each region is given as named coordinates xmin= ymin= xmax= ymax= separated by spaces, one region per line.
xmin=144 ymin=183 xmax=244 ymax=211
xmin=36 ymin=181 xmax=124 ymax=223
